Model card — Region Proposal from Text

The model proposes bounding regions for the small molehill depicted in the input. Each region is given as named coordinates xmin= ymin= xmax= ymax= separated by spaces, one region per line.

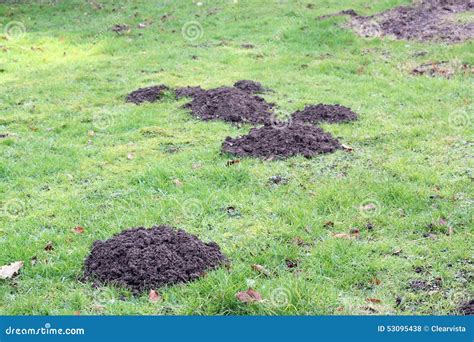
xmin=183 ymin=86 xmax=274 ymax=124
xmin=126 ymin=85 xmax=169 ymax=104
xmin=233 ymin=80 xmax=266 ymax=94
xmin=222 ymin=122 xmax=341 ymax=159
xmin=347 ymin=0 xmax=474 ymax=43
xmin=84 ymin=225 xmax=227 ymax=293
xmin=175 ymin=86 xmax=205 ymax=99
xmin=292 ymin=104 xmax=358 ymax=124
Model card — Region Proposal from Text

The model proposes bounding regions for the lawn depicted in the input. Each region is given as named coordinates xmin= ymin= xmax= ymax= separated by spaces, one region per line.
xmin=0 ymin=0 xmax=472 ymax=315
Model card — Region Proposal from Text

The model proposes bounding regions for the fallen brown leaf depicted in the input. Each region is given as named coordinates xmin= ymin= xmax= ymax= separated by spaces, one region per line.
xmin=148 ymin=289 xmax=161 ymax=303
xmin=72 ymin=226 xmax=85 ymax=234
xmin=173 ymin=179 xmax=183 ymax=187
xmin=251 ymin=264 xmax=271 ymax=277
xmin=370 ymin=277 xmax=381 ymax=285
xmin=226 ymin=159 xmax=240 ymax=166
xmin=0 ymin=261 xmax=23 ymax=279
xmin=367 ymin=298 xmax=382 ymax=304
xmin=341 ymin=144 xmax=354 ymax=152
xmin=236 ymin=288 xmax=262 ymax=303
xmin=127 ymin=153 xmax=135 ymax=160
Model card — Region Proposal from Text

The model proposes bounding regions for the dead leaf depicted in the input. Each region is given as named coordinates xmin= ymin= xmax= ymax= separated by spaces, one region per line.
xmin=87 ymin=130 xmax=95 ymax=137
xmin=447 ymin=226 xmax=454 ymax=235
xmin=391 ymin=248 xmax=402 ymax=256
xmin=148 ymin=289 xmax=161 ymax=302
xmin=333 ymin=228 xmax=359 ymax=239
xmin=72 ymin=226 xmax=85 ymax=234
xmin=341 ymin=144 xmax=354 ymax=152
xmin=30 ymin=256 xmax=37 ymax=266
xmin=173 ymin=179 xmax=183 ymax=187
xmin=44 ymin=241 xmax=54 ymax=251
xmin=127 ymin=153 xmax=135 ymax=160
xmin=370 ymin=277 xmax=381 ymax=285
xmin=251 ymin=264 xmax=271 ymax=277
xmin=0 ymin=261 xmax=23 ymax=279
xmin=324 ymin=221 xmax=334 ymax=228
xmin=192 ymin=163 xmax=202 ymax=169
xmin=236 ymin=288 xmax=262 ymax=303
xmin=226 ymin=159 xmax=240 ymax=167
xmin=74 ymin=310 xmax=81 ymax=315
xmin=367 ymin=298 xmax=382 ymax=303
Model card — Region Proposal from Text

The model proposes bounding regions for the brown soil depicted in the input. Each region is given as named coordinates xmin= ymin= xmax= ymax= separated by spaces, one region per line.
xmin=84 ymin=225 xmax=227 ymax=293
xmin=183 ymin=86 xmax=274 ymax=125
xmin=221 ymin=122 xmax=341 ymax=159
xmin=126 ymin=85 xmax=169 ymax=105
xmin=175 ymin=86 xmax=205 ymax=99
xmin=458 ymin=299 xmax=474 ymax=315
xmin=291 ymin=104 xmax=358 ymax=124
xmin=346 ymin=0 xmax=474 ymax=43
xmin=233 ymin=80 xmax=266 ymax=94
xmin=411 ymin=61 xmax=474 ymax=77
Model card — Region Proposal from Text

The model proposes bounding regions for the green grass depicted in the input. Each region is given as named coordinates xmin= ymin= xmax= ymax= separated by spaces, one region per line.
xmin=0 ymin=0 xmax=472 ymax=315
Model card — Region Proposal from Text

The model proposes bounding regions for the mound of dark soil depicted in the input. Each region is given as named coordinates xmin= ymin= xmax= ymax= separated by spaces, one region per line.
xmin=458 ymin=299 xmax=474 ymax=315
xmin=291 ymin=104 xmax=358 ymax=124
xmin=126 ymin=85 xmax=169 ymax=104
xmin=233 ymin=80 xmax=266 ymax=94
xmin=175 ymin=86 xmax=205 ymax=99
xmin=222 ymin=122 xmax=341 ymax=159
xmin=84 ymin=225 xmax=227 ymax=293
xmin=183 ymin=86 xmax=274 ymax=124
xmin=347 ymin=0 xmax=474 ymax=43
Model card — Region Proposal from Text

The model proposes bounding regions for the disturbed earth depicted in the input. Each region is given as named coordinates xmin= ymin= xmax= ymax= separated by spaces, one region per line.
xmin=126 ymin=85 xmax=169 ymax=104
xmin=344 ymin=0 xmax=474 ymax=43
xmin=291 ymin=104 xmax=358 ymax=124
xmin=183 ymin=86 xmax=274 ymax=125
xmin=222 ymin=122 xmax=342 ymax=159
xmin=84 ymin=226 xmax=227 ymax=293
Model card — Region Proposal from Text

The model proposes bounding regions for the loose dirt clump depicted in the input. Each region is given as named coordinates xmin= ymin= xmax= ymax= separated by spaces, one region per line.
xmin=291 ymin=104 xmax=358 ymax=124
xmin=84 ymin=225 xmax=227 ymax=293
xmin=175 ymin=86 xmax=205 ymax=99
xmin=126 ymin=85 xmax=169 ymax=105
xmin=411 ymin=61 xmax=474 ymax=78
xmin=458 ymin=299 xmax=474 ymax=315
xmin=347 ymin=0 xmax=474 ymax=43
xmin=183 ymin=86 xmax=274 ymax=124
xmin=233 ymin=80 xmax=266 ymax=94
xmin=222 ymin=122 xmax=341 ymax=159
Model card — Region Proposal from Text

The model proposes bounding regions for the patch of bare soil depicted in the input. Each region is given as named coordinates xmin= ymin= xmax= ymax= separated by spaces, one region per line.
xmin=291 ymin=104 xmax=358 ymax=124
xmin=233 ymin=80 xmax=266 ymax=94
xmin=183 ymin=86 xmax=274 ymax=125
xmin=221 ymin=122 xmax=341 ymax=159
xmin=345 ymin=0 xmax=474 ymax=43
xmin=126 ymin=85 xmax=169 ymax=104
xmin=411 ymin=61 xmax=474 ymax=77
xmin=84 ymin=225 xmax=227 ymax=293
